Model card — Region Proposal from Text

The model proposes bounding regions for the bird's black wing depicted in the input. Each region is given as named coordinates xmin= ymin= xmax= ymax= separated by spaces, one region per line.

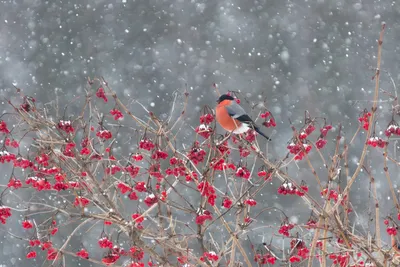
xmin=235 ymin=114 xmax=254 ymax=124
xmin=230 ymin=109 xmax=271 ymax=140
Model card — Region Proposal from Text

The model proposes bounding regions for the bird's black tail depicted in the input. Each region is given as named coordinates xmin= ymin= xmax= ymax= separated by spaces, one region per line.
xmin=255 ymin=127 xmax=271 ymax=141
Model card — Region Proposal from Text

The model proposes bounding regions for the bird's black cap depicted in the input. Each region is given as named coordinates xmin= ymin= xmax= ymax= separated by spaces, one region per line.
xmin=216 ymin=94 xmax=235 ymax=103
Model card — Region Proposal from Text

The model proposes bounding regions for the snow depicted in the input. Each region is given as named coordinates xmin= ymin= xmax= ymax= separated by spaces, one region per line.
xmin=0 ymin=0 xmax=398 ymax=265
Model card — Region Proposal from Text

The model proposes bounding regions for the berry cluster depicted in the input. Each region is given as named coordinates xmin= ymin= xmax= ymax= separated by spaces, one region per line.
xmin=0 ymin=151 xmax=16 ymax=163
xmin=244 ymin=216 xmax=252 ymax=225
xmin=128 ymin=191 xmax=138 ymax=201
xmin=222 ymin=197 xmax=233 ymax=209
xmin=151 ymin=150 xmax=168 ymax=160
xmin=290 ymin=239 xmax=309 ymax=260
xmin=316 ymin=138 xmax=327 ymax=149
xmin=159 ymin=191 xmax=167 ymax=202
xmin=29 ymin=239 xmax=41 ymax=247
xmin=0 ymin=121 xmax=10 ymax=134
xmin=358 ymin=111 xmax=371 ymax=130
xmin=199 ymin=113 xmax=214 ymax=124
xmin=96 ymin=130 xmax=112 ymax=140
xmin=386 ymin=226 xmax=397 ymax=236
xmin=149 ymin=164 xmax=164 ymax=183
xmin=384 ymin=218 xmax=399 ymax=236
xmin=14 ymin=157 xmax=33 ymax=169
xmin=277 ymin=181 xmax=308 ymax=196
xmin=195 ymin=124 xmax=213 ymax=139
xmin=195 ymin=210 xmax=213 ymax=225
xmin=305 ymin=123 xmax=316 ymax=134
xmin=7 ymin=177 xmax=22 ymax=189
xmin=101 ymin=253 xmax=120 ymax=265
xmin=26 ymin=251 xmax=37 ymax=259
xmin=73 ymin=196 xmax=90 ymax=207
xmin=5 ymin=138 xmax=19 ymax=148
xmin=106 ymin=165 xmax=122 ymax=175
xmin=210 ymin=158 xmax=236 ymax=171
xmin=39 ymin=241 xmax=58 ymax=260
xmin=76 ymin=248 xmax=89 ymax=259
xmin=297 ymin=124 xmax=331 ymax=150
xmin=287 ymin=142 xmax=312 ymax=160
xmin=216 ymin=140 xmax=231 ymax=155
xmin=278 ymin=223 xmax=295 ymax=237
xmin=385 ymin=122 xmax=400 ymax=137
xmin=110 ymin=108 xmax=124 ymax=120
xmin=132 ymin=153 xmax=143 ymax=161
xmin=244 ymin=199 xmax=257 ymax=206
xmin=320 ymin=125 xmax=332 ymax=137
xmin=260 ymin=111 xmax=276 ymax=128
xmin=177 ymin=256 xmax=188 ymax=264
xmin=134 ymin=181 xmax=147 ymax=192
xmin=165 ymin=158 xmax=185 ymax=177
xmin=198 ymin=181 xmax=217 ymax=206
xmin=139 ymin=139 xmax=155 ymax=151
xmin=200 ymin=251 xmax=219 ymax=262
xmin=185 ymin=171 xmax=198 ymax=182
xmin=306 ymin=218 xmax=318 ymax=228
xmin=367 ymin=137 xmax=387 ymax=148
xmin=298 ymin=128 xmax=311 ymax=139
xmin=96 ymin=87 xmax=108 ymax=102
xmin=165 ymin=166 xmax=186 ymax=177
xmin=235 ymin=166 xmax=251 ymax=179
xmin=239 ymin=146 xmax=251 ymax=157
xmin=129 ymin=246 xmax=144 ymax=261
xmin=25 ymin=176 xmax=51 ymax=191
xmin=187 ymin=143 xmax=207 ymax=165
xmin=289 ymin=255 xmax=301 ymax=263
xmin=57 ymin=120 xmax=74 ymax=133
xmin=257 ymin=169 xmax=273 ymax=181
xmin=320 ymin=188 xmax=339 ymax=202
xmin=254 ymin=253 xmax=276 ymax=265
xmin=98 ymin=236 xmax=113 ymax=249
xmin=125 ymin=165 xmax=140 ymax=178
xmin=244 ymin=129 xmax=257 ymax=142
xmin=22 ymin=219 xmax=33 ymax=229
xmin=150 ymin=166 xmax=164 ymax=182
xmin=144 ymin=193 xmax=158 ymax=207
xmin=80 ymin=147 xmax=90 ymax=155
xmin=260 ymin=111 xmax=270 ymax=119
xmin=117 ymin=182 xmax=132 ymax=194
xmin=329 ymin=252 xmax=350 ymax=267
xmin=132 ymin=213 xmax=144 ymax=226
xmin=62 ymin=142 xmax=76 ymax=157
xmin=169 ymin=156 xmax=179 ymax=165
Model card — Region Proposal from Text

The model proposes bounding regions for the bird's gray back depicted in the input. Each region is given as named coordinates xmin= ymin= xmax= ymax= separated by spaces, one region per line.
xmin=225 ymin=101 xmax=247 ymax=118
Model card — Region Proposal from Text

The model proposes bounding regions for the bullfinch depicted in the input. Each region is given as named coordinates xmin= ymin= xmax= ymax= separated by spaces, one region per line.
xmin=215 ymin=94 xmax=271 ymax=141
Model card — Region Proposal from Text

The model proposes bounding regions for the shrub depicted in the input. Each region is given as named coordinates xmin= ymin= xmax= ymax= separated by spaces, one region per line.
xmin=0 ymin=24 xmax=398 ymax=267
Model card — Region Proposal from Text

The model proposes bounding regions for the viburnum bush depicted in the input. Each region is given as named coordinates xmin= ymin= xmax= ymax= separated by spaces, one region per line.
xmin=0 ymin=24 xmax=399 ymax=267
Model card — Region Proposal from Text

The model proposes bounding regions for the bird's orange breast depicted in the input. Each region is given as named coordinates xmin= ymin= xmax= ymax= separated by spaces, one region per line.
xmin=216 ymin=101 xmax=241 ymax=131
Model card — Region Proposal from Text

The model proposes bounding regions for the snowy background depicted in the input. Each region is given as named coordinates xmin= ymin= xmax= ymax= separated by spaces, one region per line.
xmin=1 ymin=0 xmax=400 ymax=266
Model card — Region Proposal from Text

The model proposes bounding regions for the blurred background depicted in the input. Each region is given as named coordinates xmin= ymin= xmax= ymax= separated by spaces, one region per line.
xmin=1 ymin=0 xmax=400 ymax=266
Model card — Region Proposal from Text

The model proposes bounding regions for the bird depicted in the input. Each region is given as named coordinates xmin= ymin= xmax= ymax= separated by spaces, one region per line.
xmin=215 ymin=94 xmax=271 ymax=141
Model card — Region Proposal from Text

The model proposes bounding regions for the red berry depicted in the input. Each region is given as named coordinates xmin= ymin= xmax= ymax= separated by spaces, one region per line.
xmin=26 ymin=251 xmax=37 ymax=259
